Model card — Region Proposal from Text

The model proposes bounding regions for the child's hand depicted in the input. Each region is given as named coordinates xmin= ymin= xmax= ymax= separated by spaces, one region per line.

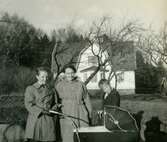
xmin=97 ymin=110 xmax=103 ymax=119
xmin=97 ymin=110 xmax=103 ymax=114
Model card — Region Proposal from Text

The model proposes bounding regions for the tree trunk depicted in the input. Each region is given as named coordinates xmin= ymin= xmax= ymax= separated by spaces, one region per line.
xmin=84 ymin=66 xmax=101 ymax=85
xmin=84 ymin=59 xmax=108 ymax=85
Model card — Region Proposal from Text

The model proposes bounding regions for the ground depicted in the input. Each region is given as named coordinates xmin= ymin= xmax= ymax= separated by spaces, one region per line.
xmin=0 ymin=93 xmax=167 ymax=141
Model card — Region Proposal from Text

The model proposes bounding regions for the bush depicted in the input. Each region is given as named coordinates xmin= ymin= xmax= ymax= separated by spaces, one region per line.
xmin=0 ymin=68 xmax=16 ymax=94
xmin=13 ymin=66 xmax=36 ymax=93
xmin=0 ymin=107 xmax=27 ymax=124
xmin=0 ymin=66 xmax=36 ymax=94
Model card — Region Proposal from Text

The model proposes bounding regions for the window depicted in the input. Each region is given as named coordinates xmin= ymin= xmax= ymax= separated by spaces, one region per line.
xmin=88 ymin=56 xmax=98 ymax=66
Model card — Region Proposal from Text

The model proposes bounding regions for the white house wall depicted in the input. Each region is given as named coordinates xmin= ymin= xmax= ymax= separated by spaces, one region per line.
xmin=77 ymin=44 xmax=109 ymax=90
xmin=110 ymin=71 xmax=135 ymax=90
xmin=77 ymin=44 xmax=136 ymax=94
xmin=77 ymin=44 xmax=108 ymax=72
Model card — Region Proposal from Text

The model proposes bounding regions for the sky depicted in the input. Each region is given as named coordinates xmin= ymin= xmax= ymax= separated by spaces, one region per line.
xmin=0 ymin=0 xmax=167 ymax=34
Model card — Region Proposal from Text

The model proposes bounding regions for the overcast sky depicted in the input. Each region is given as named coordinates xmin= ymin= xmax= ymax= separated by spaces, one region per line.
xmin=0 ymin=0 xmax=166 ymax=34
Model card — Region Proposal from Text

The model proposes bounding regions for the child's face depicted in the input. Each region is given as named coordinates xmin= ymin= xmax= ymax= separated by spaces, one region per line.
xmin=100 ymin=83 xmax=111 ymax=93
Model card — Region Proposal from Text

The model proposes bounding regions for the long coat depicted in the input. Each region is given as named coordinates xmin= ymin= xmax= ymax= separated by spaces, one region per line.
xmin=102 ymin=89 xmax=120 ymax=107
xmin=24 ymin=82 xmax=57 ymax=141
xmin=56 ymin=80 xmax=92 ymax=142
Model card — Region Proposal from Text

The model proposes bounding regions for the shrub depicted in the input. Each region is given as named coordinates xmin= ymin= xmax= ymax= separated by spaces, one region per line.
xmin=0 ymin=107 xmax=27 ymax=124
xmin=0 ymin=68 xmax=16 ymax=94
xmin=13 ymin=66 xmax=36 ymax=93
xmin=0 ymin=66 xmax=36 ymax=94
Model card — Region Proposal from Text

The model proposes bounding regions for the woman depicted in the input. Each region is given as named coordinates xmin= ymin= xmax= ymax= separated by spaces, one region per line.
xmin=56 ymin=65 xmax=92 ymax=142
xmin=24 ymin=67 xmax=58 ymax=142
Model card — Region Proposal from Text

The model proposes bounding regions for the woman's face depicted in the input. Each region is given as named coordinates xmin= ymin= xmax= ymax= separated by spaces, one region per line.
xmin=36 ymin=71 xmax=48 ymax=85
xmin=65 ymin=68 xmax=75 ymax=81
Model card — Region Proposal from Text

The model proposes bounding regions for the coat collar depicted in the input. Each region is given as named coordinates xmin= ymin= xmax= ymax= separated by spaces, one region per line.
xmin=33 ymin=82 xmax=42 ymax=89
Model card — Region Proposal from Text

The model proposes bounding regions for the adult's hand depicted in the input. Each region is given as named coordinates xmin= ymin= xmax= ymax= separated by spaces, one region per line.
xmin=42 ymin=109 xmax=50 ymax=115
xmin=52 ymin=104 xmax=63 ymax=110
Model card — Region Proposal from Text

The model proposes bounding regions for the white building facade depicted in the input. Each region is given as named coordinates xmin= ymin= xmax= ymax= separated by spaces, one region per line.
xmin=77 ymin=43 xmax=136 ymax=95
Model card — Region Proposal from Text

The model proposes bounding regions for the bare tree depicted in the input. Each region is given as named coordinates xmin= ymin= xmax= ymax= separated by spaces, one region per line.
xmin=51 ymin=26 xmax=86 ymax=80
xmin=136 ymin=23 xmax=167 ymax=95
xmin=51 ymin=17 xmax=142 ymax=87
xmin=84 ymin=17 xmax=142 ymax=87
xmin=137 ymin=23 xmax=167 ymax=66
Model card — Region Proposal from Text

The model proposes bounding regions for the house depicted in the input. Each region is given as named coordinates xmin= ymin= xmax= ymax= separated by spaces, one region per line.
xmin=76 ymin=41 xmax=136 ymax=95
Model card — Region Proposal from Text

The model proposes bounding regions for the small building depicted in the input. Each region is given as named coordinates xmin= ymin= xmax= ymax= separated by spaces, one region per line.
xmin=76 ymin=42 xmax=136 ymax=95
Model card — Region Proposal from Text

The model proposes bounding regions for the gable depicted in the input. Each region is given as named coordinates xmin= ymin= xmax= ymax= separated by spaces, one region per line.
xmin=78 ymin=41 xmax=136 ymax=72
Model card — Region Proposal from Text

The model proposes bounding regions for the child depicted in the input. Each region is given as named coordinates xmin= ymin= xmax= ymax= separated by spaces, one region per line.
xmin=98 ymin=79 xmax=120 ymax=108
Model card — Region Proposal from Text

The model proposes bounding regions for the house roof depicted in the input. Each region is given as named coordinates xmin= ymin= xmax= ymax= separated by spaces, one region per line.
xmin=77 ymin=41 xmax=136 ymax=72
xmin=51 ymin=40 xmax=136 ymax=73
xmin=80 ymin=65 xmax=109 ymax=72
xmin=104 ymin=41 xmax=136 ymax=71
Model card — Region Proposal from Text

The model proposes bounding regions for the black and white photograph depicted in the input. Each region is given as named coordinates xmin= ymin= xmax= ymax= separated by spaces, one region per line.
xmin=0 ymin=0 xmax=167 ymax=142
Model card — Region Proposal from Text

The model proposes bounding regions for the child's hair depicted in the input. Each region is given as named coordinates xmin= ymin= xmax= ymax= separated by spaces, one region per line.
xmin=98 ymin=79 xmax=109 ymax=87
xmin=62 ymin=64 xmax=77 ymax=73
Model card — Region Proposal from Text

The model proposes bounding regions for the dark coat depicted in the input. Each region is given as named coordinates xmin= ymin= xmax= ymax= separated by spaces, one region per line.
xmin=102 ymin=89 xmax=120 ymax=108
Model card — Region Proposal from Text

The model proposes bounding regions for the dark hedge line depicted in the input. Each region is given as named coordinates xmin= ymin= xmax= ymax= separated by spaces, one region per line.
xmin=0 ymin=107 xmax=28 ymax=124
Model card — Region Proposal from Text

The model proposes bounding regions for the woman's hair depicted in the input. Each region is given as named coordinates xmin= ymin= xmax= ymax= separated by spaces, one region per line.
xmin=62 ymin=64 xmax=77 ymax=73
xmin=35 ymin=67 xmax=55 ymax=88
xmin=98 ymin=78 xmax=109 ymax=87
xmin=35 ymin=67 xmax=50 ymax=76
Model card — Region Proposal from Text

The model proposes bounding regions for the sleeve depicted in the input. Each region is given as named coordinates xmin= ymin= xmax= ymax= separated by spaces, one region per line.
xmin=53 ymin=82 xmax=64 ymax=111
xmin=55 ymin=82 xmax=62 ymax=98
xmin=82 ymin=83 xmax=92 ymax=118
xmin=24 ymin=86 xmax=43 ymax=117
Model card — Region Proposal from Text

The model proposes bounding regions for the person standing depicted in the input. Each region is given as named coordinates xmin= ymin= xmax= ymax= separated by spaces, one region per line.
xmin=56 ymin=65 xmax=92 ymax=142
xmin=24 ymin=67 xmax=58 ymax=142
